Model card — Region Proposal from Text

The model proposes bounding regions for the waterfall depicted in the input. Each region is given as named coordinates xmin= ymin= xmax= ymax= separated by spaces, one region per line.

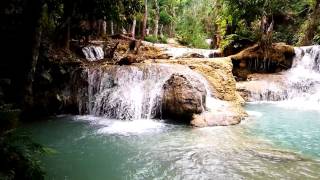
xmin=284 ymin=46 xmax=320 ymax=106
xmin=82 ymin=46 xmax=104 ymax=61
xmin=243 ymin=45 xmax=320 ymax=108
xmin=82 ymin=64 xmax=215 ymax=120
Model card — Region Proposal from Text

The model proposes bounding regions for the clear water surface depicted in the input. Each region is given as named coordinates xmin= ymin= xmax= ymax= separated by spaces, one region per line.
xmin=21 ymin=103 xmax=320 ymax=180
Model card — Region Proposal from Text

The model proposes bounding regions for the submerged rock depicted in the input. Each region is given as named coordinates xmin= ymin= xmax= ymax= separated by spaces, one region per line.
xmin=191 ymin=110 xmax=241 ymax=127
xmin=162 ymin=74 xmax=206 ymax=122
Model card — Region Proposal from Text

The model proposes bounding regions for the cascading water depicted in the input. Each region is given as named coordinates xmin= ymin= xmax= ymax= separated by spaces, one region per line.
xmin=82 ymin=46 xmax=104 ymax=61
xmin=242 ymin=45 xmax=320 ymax=109
xmin=285 ymin=46 xmax=320 ymax=104
xmin=83 ymin=64 xmax=216 ymax=120
xmin=143 ymin=42 xmax=220 ymax=58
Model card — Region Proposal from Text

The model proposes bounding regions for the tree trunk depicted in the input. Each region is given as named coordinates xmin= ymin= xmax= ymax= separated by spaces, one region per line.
xmin=61 ymin=0 xmax=74 ymax=49
xmin=154 ymin=0 xmax=160 ymax=38
xmin=142 ymin=0 xmax=148 ymax=39
xmin=138 ymin=21 xmax=141 ymax=37
xmin=259 ymin=14 xmax=274 ymax=59
xmin=111 ymin=20 xmax=114 ymax=35
xmin=102 ymin=20 xmax=107 ymax=36
xmin=122 ymin=26 xmax=127 ymax=34
xmin=160 ymin=24 xmax=164 ymax=37
xmin=299 ymin=0 xmax=320 ymax=46
xmin=212 ymin=23 xmax=219 ymax=49
xmin=23 ymin=0 xmax=45 ymax=111
xmin=169 ymin=6 xmax=176 ymax=37
xmin=131 ymin=18 xmax=137 ymax=38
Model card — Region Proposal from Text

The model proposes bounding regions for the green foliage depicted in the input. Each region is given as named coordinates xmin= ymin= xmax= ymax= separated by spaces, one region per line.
xmin=145 ymin=35 xmax=159 ymax=43
xmin=0 ymin=130 xmax=55 ymax=180
xmin=216 ymin=0 xmax=314 ymax=45
xmin=312 ymin=24 xmax=320 ymax=45
xmin=220 ymin=34 xmax=236 ymax=51
xmin=159 ymin=11 xmax=173 ymax=25
xmin=175 ymin=0 xmax=213 ymax=48
xmin=313 ymin=34 xmax=320 ymax=44
xmin=159 ymin=35 xmax=168 ymax=43
xmin=234 ymin=20 xmax=258 ymax=41
xmin=145 ymin=35 xmax=168 ymax=43
xmin=220 ymin=34 xmax=248 ymax=51
xmin=176 ymin=17 xmax=209 ymax=49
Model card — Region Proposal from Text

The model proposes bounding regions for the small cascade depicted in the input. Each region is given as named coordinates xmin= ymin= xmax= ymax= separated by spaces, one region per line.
xmin=82 ymin=46 xmax=104 ymax=61
xmin=144 ymin=42 xmax=220 ymax=59
xmin=240 ymin=81 xmax=289 ymax=101
xmin=83 ymin=64 xmax=215 ymax=120
xmin=242 ymin=45 xmax=320 ymax=108
xmin=284 ymin=46 xmax=320 ymax=106
xmin=163 ymin=47 xmax=219 ymax=58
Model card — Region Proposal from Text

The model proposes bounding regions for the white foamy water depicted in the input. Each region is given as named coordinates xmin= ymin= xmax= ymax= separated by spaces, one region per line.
xmin=80 ymin=63 xmax=221 ymax=121
xmin=163 ymin=46 xmax=219 ymax=58
xmin=74 ymin=115 xmax=166 ymax=136
xmin=82 ymin=46 xmax=104 ymax=61
xmin=243 ymin=45 xmax=320 ymax=110
xmin=144 ymin=42 xmax=219 ymax=59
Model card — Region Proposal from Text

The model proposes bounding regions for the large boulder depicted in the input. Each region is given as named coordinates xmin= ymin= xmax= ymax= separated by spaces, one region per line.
xmin=161 ymin=74 xmax=207 ymax=123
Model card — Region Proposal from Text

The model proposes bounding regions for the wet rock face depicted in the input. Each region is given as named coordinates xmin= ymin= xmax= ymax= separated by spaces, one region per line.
xmin=33 ymin=61 xmax=88 ymax=116
xmin=161 ymin=74 xmax=206 ymax=122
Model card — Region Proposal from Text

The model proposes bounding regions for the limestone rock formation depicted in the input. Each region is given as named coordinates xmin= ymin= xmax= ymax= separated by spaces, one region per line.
xmin=230 ymin=43 xmax=295 ymax=80
xmin=161 ymin=74 xmax=206 ymax=122
xmin=147 ymin=57 xmax=247 ymax=126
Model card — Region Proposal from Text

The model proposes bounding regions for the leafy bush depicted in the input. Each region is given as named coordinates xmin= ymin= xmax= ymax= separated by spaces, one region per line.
xmin=220 ymin=34 xmax=249 ymax=51
xmin=159 ymin=35 xmax=168 ymax=43
xmin=144 ymin=35 xmax=159 ymax=43
xmin=0 ymin=130 xmax=54 ymax=180
xmin=176 ymin=17 xmax=210 ymax=49
xmin=144 ymin=35 xmax=168 ymax=44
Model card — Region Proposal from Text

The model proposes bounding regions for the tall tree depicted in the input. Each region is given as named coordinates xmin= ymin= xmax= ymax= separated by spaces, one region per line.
xmin=23 ymin=0 xmax=45 ymax=111
xmin=61 ymin=0 xmax=74 ymax=49
xmin=142 ymin=0 xmax=148 ymax=39
xmin=154 ymin=0 xmax=160 ymax=38
xmin=131 ymin=18 xmax=137 ymax=38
